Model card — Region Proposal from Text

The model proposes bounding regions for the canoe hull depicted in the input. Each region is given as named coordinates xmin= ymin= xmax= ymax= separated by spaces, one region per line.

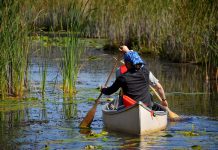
xmin=102 ymin=101 xmax=167 ymax=135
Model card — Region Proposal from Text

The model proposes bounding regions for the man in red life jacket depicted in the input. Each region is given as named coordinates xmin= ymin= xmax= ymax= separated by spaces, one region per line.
xmin=101 ymin=45 xmax=168 ymax=109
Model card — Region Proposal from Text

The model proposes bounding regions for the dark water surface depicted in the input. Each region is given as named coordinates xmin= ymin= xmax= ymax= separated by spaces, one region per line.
xmin=0 ymin=49 xmax=218 ymax=149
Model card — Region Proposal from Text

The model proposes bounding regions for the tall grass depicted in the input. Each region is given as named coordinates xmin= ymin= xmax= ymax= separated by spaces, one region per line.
xmin=41 ymin=60 xmax=48 ymax=96
xmin=61 ymin=36 xmax=83 ymax=94
xmin=0 ymin=0 xmax=216 ymax=97
xmin=60 ymin=0 xmax=87 ymax=94
xmin=32 ymin=0 xmax=88 ymax=94
xmin=0 ymin=0 xmax=88 ymax=97
xmin=83 ymin=0 xmax=217 ymax=68
xmin=0 ymin=1 xmax=31 ymax=98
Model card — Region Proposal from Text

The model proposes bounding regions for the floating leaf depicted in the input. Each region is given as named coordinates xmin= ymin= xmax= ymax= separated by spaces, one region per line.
xmin=85 ymin=131 xmax=108 ymax=139
xmin=162 ymin=134 xmax=173 ymax=137
xmin=102 ymin=137 xmax=108 ymax=142
xmin=84 ymin=145 xmax=96 ymax=149
xmin=87 ymin=97 xmax=96 ymax=101
xmin=191 ymin=145 xmax=202 ymax=150
xmin=179 ymin=131 xmax=199 ymax=136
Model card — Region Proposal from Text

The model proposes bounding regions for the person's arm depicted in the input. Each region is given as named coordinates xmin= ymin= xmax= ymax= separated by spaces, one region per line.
xmin=149 ymin=72 xmax=168 ymax=107
xmin=101 ymin=76 xmax=125 ymax=95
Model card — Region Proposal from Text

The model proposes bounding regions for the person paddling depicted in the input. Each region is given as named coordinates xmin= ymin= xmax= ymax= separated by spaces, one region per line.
xmin=101 ymin=45 xmax=168 ymax=109
xmin=117 ymin=46 xmax=168 ymax=107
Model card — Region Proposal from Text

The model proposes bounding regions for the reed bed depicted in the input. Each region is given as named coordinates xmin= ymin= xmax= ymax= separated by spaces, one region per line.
xmin=33 ymin=0 xmax=88 ymax=95
xmin=0 ymin=0 xmax=217 ymax=98
xmin=84 ymin=0 xmax=217 ymax=65
xmin=83 ymin=0 xmax=217 ymax=77
xmin=0 ymin=0 xmax=88 ymax=97
xmin=61 ymin=36 xmax=84 ymax=94
xmin=0 ymin=1 xmax=31 ymax=98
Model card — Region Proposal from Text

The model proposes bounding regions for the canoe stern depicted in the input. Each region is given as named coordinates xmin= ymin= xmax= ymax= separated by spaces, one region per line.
xmin=102 ymin=101 xmax=167 ymax=135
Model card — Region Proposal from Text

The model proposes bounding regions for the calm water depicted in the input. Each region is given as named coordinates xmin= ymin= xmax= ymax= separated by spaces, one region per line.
xmin=0 ymin=48 xmax=218 ymax=150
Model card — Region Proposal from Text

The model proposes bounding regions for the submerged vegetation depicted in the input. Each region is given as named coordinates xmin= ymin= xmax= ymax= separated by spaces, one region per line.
xmin=0 ymin=0 xmax=217 ymax=98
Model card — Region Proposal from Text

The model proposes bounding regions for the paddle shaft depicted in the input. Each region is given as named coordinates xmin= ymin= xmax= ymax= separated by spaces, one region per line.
xmin=95 ymin=55 xmax=121 ymax=103
xmin=150 ymin=85 xmax=179 ymax=119
xmin=149 ymin=85 xmax=163 ymax=102
xmin=79 ymin=54 xmax=121 ymax=128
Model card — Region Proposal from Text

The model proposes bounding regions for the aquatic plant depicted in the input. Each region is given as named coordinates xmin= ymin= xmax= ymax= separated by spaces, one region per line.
xmin=30 ymin=0 xmax=89 ymax=95
xmin=178 ymin=124 xmax=200 ymax=137
xmin=61 ymin=36 xmax=83 ymax=94
xmin=0 ymin=0 xmax=31 ymax=98
xmin=58 ymin=1 xmax=88 ymax=95
xmin=41 ymin=60 xmax=48 ymax=96
xmin=83 ymin=0 xmax=217 ymax=72
xmin=1 ymin=0 xmax=216 ymax=98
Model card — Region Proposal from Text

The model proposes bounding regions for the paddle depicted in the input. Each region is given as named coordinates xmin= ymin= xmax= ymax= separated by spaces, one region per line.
xmin=149 ymin=85 xmax=180 ymax=120
xmin=79 ymin=55 xmax=121 ymax=128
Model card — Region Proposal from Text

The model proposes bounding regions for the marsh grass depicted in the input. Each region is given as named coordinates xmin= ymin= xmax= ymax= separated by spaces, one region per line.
xmin=83 ymin=0 xmax=217 ymax=69
xmin=61 ymin=35 xmax=85 ymax=95
xmin=1 ymin=0 xmax=217 ymax=98
xmin=0 ymin=0 xmax=88 ymax=97
xmin=58 ymin=1 xmax=87 ymax=95
xmin=41 ymin=60 xmax=48 ymax=96
xmin=0 ymin=1 xmax=31 ymax=98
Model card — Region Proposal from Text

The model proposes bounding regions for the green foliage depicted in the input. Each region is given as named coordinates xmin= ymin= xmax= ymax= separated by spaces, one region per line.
xmin=178 ymin=124 xmax=200 ymax=137
xmin=1 ymin=0 xmax=217 ymax=97
xmin=85 ymin=131 xmax=108 ymax=139
xmin=82 ymin=0 xmax=217 ymax=67
xmin=0 ymin=0 xmax=31 ymax=97
xmin=61 ymin=36 xmax=85 ymax=94
xmin=0 ymin=0 xmax=88 ymax=97
xmin=191 ymin=145 xmax=202 ymax=150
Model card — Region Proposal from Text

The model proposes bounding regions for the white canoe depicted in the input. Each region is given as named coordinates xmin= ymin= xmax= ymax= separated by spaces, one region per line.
xmin=102 ymin=101 xmax=168 ymax=135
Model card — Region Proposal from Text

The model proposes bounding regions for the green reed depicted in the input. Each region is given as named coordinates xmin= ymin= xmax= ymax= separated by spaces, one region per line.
xmin=61 ymin=36 xmax=85 ymax=94
xmin=0 ymin=0 xmax=31 ymax=98
xmin=30 ymin=0 xmax=88 ymax=95
xmin=1 ymin=0 xmax=216 ymax=97
xmin=83 ymin=0 xmax=217 ymax=67
xmin=41 ymin=60 xmax=48 ymax=96
xmin=58 ymin=0 xmax=87 ymax=95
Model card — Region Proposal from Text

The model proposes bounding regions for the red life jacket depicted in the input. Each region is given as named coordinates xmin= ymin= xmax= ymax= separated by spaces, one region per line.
xmin=123 ymin=95 xmax=148 ymax=107
xmin=120 ymin=65 xmax=127 ymax=74
xmin=122 ymin=95 xmax=136 ymax=107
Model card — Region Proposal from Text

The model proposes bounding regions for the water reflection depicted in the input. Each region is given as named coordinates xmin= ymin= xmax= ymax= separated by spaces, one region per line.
xmin=142 ymin=56 xmax=218 ymax=117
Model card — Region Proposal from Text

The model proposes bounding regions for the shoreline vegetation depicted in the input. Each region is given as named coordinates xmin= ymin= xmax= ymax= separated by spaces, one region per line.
xmin=0 ymin=0 xmax=217 ymax=98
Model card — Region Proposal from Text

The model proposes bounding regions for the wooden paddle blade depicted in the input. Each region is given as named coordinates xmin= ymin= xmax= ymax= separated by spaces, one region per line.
xmin=165 ymin=107 xmax=180 ymax=119
xmin=79 ymin=103 xmax=98 ymax=128
xmin=168 ymin=109 xmax=179 ymax=118
xmin=149 ymin=85 xmax=180 ymax=120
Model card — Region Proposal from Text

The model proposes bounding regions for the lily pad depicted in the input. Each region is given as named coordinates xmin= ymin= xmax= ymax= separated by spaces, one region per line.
xmin=102 ymin=137 xmax=108 ymax=142
xmin=84 ymin=145 xmax=103 ymax=149
xmin=85 ymin=131 xmax=108 ymax=139
xmin=179 ymin=131 xmax=199 ymax=136
xmin=162 ymin=134 xmax=173 ymax=137
xmin=191 ymin=145 xmax=202 ymax=150
xmin=87 ymin=97 xmax=96 ymax=101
